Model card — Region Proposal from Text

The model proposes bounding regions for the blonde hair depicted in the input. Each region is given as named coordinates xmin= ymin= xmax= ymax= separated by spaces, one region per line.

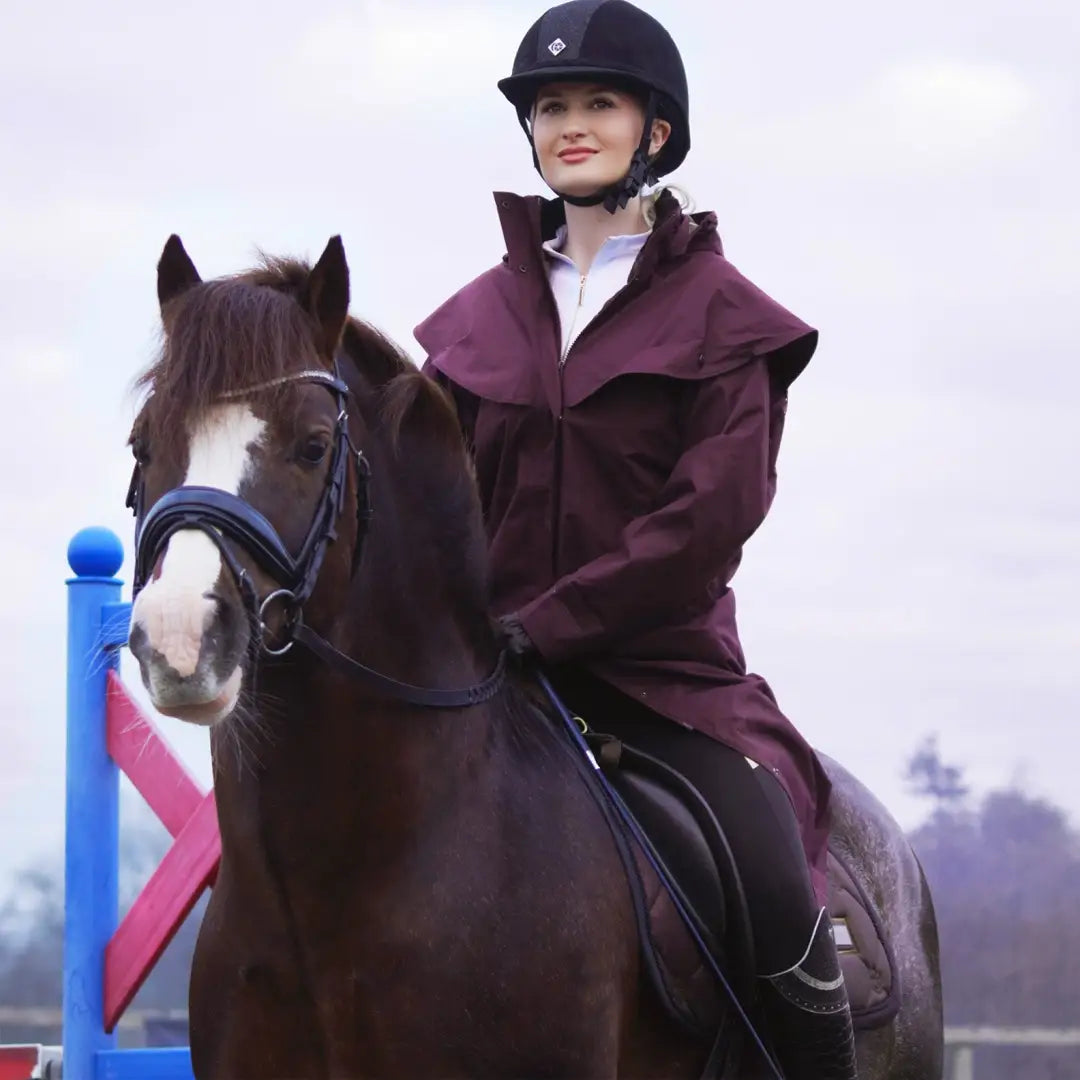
xmin=642 ymin=184 xmax=694 ymax=228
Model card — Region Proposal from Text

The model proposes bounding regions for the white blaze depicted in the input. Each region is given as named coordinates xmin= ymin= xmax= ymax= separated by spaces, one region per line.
xmin=131 ymin=404 xmax=265 ymax=682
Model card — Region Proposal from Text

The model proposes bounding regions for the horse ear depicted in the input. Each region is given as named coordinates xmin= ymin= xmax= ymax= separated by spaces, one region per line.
xmin=157 ymin=235 xmax=202 ymax=310
xmin=303 ymin=236 xmax=350 ymax=358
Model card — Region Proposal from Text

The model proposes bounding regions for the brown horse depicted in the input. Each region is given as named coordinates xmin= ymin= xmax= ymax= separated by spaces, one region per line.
xmin=125 ymin=234 xmax=943 ymax=1079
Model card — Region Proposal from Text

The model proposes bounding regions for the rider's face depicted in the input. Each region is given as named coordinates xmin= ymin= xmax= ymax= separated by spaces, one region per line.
xmin=530 ymin=82 xmax=669 ymax=199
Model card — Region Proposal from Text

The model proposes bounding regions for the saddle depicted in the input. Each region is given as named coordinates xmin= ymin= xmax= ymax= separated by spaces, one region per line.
xmin=581 ymin=730 xmax=901 ymax=1039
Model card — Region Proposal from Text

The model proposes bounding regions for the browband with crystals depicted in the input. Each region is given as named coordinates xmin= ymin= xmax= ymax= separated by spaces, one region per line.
xmin=218 ymin=370 xmax=341 ymax=399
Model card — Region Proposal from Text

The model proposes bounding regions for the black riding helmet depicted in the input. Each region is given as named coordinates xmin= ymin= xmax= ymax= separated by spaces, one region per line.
xmin=498 ymin=0 xmax=690 ymax=214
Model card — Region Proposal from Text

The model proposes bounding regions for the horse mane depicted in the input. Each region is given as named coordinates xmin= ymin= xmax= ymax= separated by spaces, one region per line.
xmin=361 ymin=357 xmax=493 ymax=635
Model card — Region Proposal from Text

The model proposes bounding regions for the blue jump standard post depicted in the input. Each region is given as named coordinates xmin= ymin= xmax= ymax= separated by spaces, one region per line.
xmin=64 ymin=527 xmax=194 ymax=1080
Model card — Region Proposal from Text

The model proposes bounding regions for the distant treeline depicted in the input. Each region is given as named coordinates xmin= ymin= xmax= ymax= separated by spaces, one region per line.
xmin=904 ymin=738 xmax=1080 ymax=1079
xmin=1 ymin=738 xmax=1078 ymax=1077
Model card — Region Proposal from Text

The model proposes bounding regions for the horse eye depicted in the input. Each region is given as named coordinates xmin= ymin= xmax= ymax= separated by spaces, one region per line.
xmin=132 ymin=438 xmax=151 ymax=466
xmin=298 ymin=435 xmax=330 ymax=465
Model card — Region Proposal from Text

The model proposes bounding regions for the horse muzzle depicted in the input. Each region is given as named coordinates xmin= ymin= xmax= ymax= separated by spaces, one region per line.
xmin=128 ymin=585 xmax=247 ymax=726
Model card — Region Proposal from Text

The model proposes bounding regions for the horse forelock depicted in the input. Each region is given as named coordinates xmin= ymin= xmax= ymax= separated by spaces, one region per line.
xmin=135 ymin=249 xmax=422 ymax=451
xmin=136 ymin=257 xmax=327 ymax=453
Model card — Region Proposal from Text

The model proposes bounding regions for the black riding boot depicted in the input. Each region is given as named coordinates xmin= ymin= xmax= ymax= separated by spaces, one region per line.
xmin=758 ymin=910 xmax=858 ymax=1080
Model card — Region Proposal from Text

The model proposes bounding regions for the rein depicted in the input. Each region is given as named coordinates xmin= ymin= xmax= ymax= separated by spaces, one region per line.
xmin=127 ymin=363 xmax=506 ymax=709
xmin=294 ymin=625 xmax=507 ymax=707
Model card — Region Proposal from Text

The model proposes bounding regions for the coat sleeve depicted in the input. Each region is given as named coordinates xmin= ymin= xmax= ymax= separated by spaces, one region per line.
xmin=517 ymin=355 xmax=785 ymax=663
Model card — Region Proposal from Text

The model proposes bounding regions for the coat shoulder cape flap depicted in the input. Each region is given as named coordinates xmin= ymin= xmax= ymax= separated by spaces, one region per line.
xmin=415 ymin=246 xmax=817 ymax=412
xmin=416 ymin=265 xmax=538 ymax=407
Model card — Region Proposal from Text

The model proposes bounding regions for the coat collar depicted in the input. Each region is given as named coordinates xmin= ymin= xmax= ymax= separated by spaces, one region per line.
xmin=493 ymin=189 xmax=723 ymax=285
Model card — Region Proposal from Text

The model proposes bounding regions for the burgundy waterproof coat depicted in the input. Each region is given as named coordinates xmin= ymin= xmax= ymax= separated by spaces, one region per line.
xmin=416 ymin=190 xmax=831 ymax=902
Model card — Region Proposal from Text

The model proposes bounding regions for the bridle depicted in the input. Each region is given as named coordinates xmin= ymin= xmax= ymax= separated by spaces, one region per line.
xmin=129 ymin=367 xmax=360 ymax=654
xmin=126 ymin=363 xmax=506 ymax=709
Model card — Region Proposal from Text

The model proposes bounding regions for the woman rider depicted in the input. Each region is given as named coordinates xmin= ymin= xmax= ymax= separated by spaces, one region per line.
xmin=416 ymin=2 xmax=858 ymax=1076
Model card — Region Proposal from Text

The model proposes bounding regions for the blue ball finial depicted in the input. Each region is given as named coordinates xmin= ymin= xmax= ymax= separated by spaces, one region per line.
xmin=68 ymin=527 xmax=125 ymax=578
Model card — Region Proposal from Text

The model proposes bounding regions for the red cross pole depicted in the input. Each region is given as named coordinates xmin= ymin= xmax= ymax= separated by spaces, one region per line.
xmin=103 ymin=672 xmax=221 ymax=1030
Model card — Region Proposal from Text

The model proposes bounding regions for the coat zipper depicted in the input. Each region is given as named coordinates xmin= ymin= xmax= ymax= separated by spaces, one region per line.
xmin=558 ymin=275 xmax=588 ymax=368
xmin=549 ymin=262 xmax=648 ymax=575
xmin=551 ymin=274 xmax=584 ymax=571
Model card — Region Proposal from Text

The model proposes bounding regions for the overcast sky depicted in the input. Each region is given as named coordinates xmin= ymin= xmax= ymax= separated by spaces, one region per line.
xmin=0 ymin=0 xmax=1077 ymax=888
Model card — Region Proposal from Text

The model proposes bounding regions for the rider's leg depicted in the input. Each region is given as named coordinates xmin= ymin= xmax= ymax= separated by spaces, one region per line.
xmin=547 ymin=666 xmax=858 ymax=1080
xmin=678 ymin=754 xmax=858 ymax=1080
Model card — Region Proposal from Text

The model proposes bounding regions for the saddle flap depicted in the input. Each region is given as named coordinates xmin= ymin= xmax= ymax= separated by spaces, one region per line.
xmin=592 ymin=736 xmax=757 ymax=1039
xmin=615 ymin=768 xmax=727 ymax=943
xmin=631 ymin=841 xmax=726 ymax=1037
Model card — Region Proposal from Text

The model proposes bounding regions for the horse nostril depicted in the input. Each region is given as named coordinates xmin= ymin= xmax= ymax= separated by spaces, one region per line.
xmin=204 ymin=587 xmax=248 ymax=644
xmin=203 ymin=590 xmax=237 ymax=623
xmin=128 ymin=622 xmax=149 ymax=660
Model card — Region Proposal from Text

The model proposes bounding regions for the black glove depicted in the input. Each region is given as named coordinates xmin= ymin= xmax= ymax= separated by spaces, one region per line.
xmin=497 ymin=613 xmax=536 ymax=658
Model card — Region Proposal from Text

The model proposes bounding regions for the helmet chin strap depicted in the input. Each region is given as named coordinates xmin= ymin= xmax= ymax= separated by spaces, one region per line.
xmin=522 ymin=90 xmax=660 ymax=216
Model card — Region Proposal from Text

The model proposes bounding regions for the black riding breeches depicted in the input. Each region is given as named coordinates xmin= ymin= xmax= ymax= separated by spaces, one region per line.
xmin=546 ymin=666 xmax=823 ymax=976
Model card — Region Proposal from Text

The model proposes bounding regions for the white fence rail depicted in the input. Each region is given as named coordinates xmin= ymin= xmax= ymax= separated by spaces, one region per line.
xmin=4 ymin=1013 xmax=1080 ymax=1076
xmin=0 ymin=1005 xmax=188 ymax=1033
xmin=946 ymin=1027 xmax=1080 ymax=1080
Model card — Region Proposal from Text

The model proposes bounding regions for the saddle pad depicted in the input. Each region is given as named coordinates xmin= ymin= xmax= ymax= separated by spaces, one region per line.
xmin=828 ymin=849 xmax=901 ymax=1029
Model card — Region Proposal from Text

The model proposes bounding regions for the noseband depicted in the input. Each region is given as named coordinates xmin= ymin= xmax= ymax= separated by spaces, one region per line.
xmin=126 ymin=363 xmax=506 ymax=709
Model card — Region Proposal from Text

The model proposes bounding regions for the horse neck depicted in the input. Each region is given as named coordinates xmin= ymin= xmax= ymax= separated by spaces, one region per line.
xmin=211 ymin=387 xmax=507 ymax=876
xmin=341 ymin=417 xmax=497 ymax=693
xmin=212 ymin=478 xmax=501 ymax=876
xmin=210 ymin=658 xmax=501 ymax=894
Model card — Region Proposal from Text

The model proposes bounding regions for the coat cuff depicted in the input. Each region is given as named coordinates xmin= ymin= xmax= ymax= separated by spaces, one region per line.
xmin=516 ymin=583 xmax=603 ymax=664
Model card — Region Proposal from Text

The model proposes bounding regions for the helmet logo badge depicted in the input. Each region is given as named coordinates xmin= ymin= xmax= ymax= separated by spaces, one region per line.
xmin=547 ymin=37 xmax=567 ymax=56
